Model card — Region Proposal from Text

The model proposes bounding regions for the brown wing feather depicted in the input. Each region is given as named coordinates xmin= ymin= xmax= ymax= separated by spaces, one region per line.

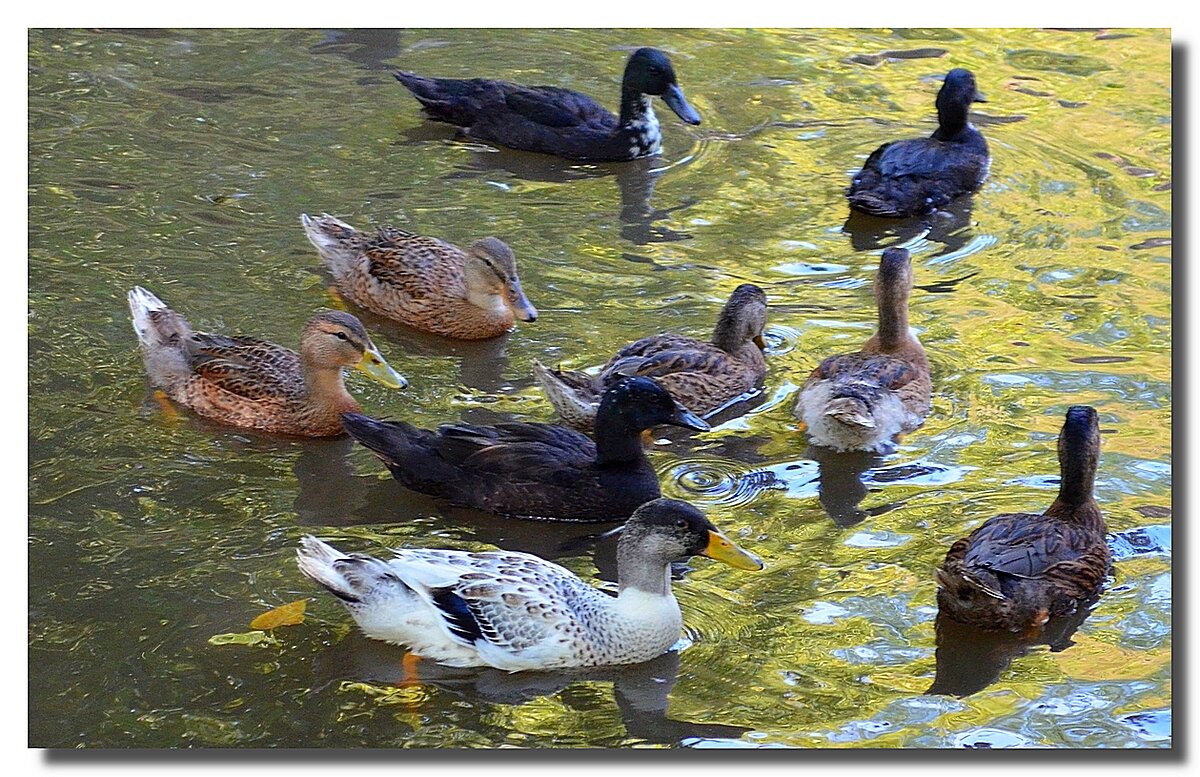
xmin=187 ymin=334 xmax=302 ymax=401
xmin=361 ymin=231 xmax=467 ymax=300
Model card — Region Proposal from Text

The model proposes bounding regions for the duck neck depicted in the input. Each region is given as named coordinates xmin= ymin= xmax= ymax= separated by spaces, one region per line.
xmin=618 ymin=90 xmax=654 ymax=128
xmin=303 ymin=365 xmax=358 ymax=413
xmin=1047 ymin=456 xmax=1099 ymax=521
xmin=934 ymin=101 xmax=970 ymax=141
xmin=875 ymin=288 xmax=911 ymax=351
xmin=594 ymin=418 xmax=647 ymax=466
xmin=616 ymin=547 xmax=672 ymax=597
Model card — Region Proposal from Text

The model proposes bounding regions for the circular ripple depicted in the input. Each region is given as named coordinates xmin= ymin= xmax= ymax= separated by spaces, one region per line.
xmin=763 ymin=324 xmax=802 ymax=356
xmin=669 ymin=458 xmax=780 ymax=508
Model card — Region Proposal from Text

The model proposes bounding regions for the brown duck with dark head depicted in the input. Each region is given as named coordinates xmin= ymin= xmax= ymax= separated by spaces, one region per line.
xmin=936 ymin=406 xmax=1110 ymax=632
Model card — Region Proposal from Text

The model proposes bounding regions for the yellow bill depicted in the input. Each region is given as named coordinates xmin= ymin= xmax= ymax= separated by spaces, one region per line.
xmin=702 ymin=529 xmax=764 ymax=571
xmin=356 ymin=344 xmax=408 ymax=389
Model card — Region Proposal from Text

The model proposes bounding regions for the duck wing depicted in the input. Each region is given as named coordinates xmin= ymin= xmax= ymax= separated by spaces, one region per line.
xmin=957 ymin=513 xmax=1109 ymax=598
xmin=396 ymin=72 xmax=615 ymax=131
xmin=398 ymin=549 xmax=602 ymax=668
xmin=187 ymin=333 xmax=302 ymax=401
xmin=434 ymin=422 xmax=597 ymax=479
xmin=810 ymin=352 xmax=918 ymax=390
xmin=359 ymin=229 xmax=467 ymax=300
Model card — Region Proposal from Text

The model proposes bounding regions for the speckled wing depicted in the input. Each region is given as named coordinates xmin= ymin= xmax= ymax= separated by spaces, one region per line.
xmin=401 ymin=549 xmax=600 ymax=655
xmin=455 ymin=555 xmax=599 ymax=654
xmin=186 ymin=333 xmax=302 ymax=401
xmin=959 ymin=513 xmax=1110 ymax=598
xmin=360 ymin=230 xmax=467 ymax=301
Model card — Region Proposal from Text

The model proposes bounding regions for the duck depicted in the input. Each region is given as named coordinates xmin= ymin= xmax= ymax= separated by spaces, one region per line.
xmin=393 ymin=47 xmax=701 ymax=163
xmin=847 ymin=68 xmax=990 ymax=218
xmin=300 ymin=213 xmax=537 ymax=340
xmin=296 ymin=498 xmax=763 ymax=671
xmin=533 ymin=284 xmax=768 ymax=432
xmin=342 ymin=376 xmax=709 ymax=521
xmin=793 ymin=247 xmax=930 ymax=452
xmin=128 ymin=286 xmax=406 ymax=437
xmin=936 ymin=406 xmax=1110 ymax=632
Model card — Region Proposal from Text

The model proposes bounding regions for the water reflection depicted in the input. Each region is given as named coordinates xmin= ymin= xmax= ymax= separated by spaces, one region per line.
xmin=312 ymin=632 xmax=750 ymax=746
xmin=926 ymin=603 xmax=1098 ymax=697
xmin=309 ymin=28 xmax=407 ymax=72
xmin=433 ymin=149 xmax=693 ymax=247
xmin=806 ymin=445 xmax=885 ymax=528
xmin=841 ymin=194 xmax=977 ymax=259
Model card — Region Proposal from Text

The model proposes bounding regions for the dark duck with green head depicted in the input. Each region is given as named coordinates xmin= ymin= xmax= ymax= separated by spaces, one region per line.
xmin=341 ymin=376 xmax=709 ymax=521
xmin=393 ymin=47 xmax=701 ymax=163
xmin=936 ymin=406 xmax=1111 ymax=632
xmin=847 ymin=68 xmax=990 ymax=218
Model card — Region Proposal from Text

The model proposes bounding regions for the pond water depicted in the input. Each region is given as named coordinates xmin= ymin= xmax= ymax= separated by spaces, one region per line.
xmin=28 ymin=28 xmax=1171 ymax=748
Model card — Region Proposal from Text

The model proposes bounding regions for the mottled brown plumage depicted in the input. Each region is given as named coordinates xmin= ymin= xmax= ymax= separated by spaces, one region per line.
xmin=534 ymin=284 xmax=768 ymax=431
xmin=937 ymin=406 xmax=1110 ymax=631
xmin=301 ymin=214 xmax=537 ymax=340
xmin=128 ymin=286 xmax=405 ymax=437
xmin=794 ymin=248 xmax=930 ymax=452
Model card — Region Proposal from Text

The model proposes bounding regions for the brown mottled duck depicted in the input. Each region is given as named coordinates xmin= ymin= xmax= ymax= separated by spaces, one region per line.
xmin=937 ymin=406 xmax=1110 ymax=632
xmin=793 ymin=247 xmax=930 ymax=452
xmin=128 ymin=286 xmax=405 ymax=437
xmin=301 ymin=213 xmax=537 ymax=340
xmin=534 ymin=284 xmax=768 ymax=432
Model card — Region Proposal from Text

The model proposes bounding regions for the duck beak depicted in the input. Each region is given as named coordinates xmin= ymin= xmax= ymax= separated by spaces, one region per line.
xmin=753 ymin=334 xmax=766 ymax=351
xmin=702 ymin=529 xmax=764 ymax=571
xmin=355 ymin=344 xmax=408 ymax=389
xmin=661 ymin=83 xmax=701 ymax=125
xmin=506 ymin=281 xmax=538 ymax=323
xmin=973 ymin=90 xmax=988 ymax=103
xmin=667 ymin=403 xmax=710 ymax=432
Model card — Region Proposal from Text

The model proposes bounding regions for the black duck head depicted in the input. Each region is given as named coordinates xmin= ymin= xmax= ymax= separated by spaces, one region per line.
xmin=622 ymin=48 xmax=701 ymax=125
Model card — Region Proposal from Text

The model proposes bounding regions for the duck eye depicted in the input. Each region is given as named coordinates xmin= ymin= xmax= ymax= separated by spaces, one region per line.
xmin=334 ymin=332 xmax=349 ymax=341
xmin=675 ymin=518 xmax=688 ymax=528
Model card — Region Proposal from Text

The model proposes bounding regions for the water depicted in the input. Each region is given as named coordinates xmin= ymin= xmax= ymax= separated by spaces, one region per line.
xmin=28 ymin=28 xmax=1171 ymax=748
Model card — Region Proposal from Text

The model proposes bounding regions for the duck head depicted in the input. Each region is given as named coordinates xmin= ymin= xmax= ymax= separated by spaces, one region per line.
xmin=617 ymin=499 xmax=764 ymax=589
xmin=874 ymin=247 xmax=915 ymax=348
xmin=464 ymin=237 xmax=538 ymax=324
xmin=712 ymin=283 xmax=769 ymax=355
xmin=935 ymin=68 xmax=986 ymax=136
xmin=622 ymin=47 xmax=701 ymax=125
xmin=594 ymin=377 xmax=708 ymax=465
xmin=300 ymin=311 xmax=408 ymax=389
xmin=1056 ymin=405 xmax=1101 ymax=507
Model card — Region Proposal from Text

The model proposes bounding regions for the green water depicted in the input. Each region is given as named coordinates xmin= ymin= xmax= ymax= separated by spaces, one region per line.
xmin=28 ymin=28 xmax=1171 ymax=748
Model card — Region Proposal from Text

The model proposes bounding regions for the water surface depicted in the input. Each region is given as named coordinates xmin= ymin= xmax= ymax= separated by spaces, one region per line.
xmin=28 ymin=28 xmax=1171 ymax=748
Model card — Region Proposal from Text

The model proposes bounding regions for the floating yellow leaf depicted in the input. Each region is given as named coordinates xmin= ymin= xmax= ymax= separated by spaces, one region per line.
xmin=207 ymin=631 xmax=277 ymax=648
xmin=249 ymin=599 xmax=307 ymax=630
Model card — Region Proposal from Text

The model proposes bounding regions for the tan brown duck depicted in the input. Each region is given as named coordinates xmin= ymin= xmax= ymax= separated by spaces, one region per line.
xmin=937 ymin=406 xmax=1110 ymax=632
xmin=534 ymin=284 xmax=768 ymax=431
xmin=128 ymin=286 xmax=406 ymax=437
xmin=300 ymin=213 xmax=537 ymax=340
xmin=793 ymin=247 xmax=930 ymax=452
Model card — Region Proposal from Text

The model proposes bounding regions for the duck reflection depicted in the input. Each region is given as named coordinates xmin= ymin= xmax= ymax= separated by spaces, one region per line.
xmin=805 ymin=445 xmax=885 ymax=528
xmin=841 ymin=194 xmax=976 ymax=257
xmin=926 ymin=601 xmax=1098 ymax=697
xmin=312 ymin=632 xmax=750 ymax=745
xmin=430 ymin=150 xmax=694 ymax=247
xmin=309 ymin=28 xmax=406 ymax=71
